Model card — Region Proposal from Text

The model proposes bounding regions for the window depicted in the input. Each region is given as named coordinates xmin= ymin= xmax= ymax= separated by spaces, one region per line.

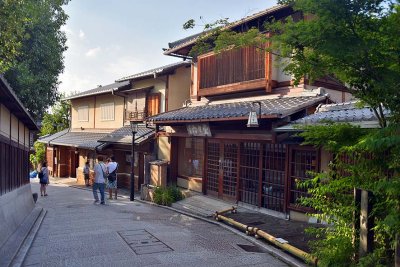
xmin=77 ymin=106 xmax=89 ymax=121
xmin=289 ymin=148 xmax=318 ymax=207
xmin=178 ymin=138 xmax=204 ymax=178
xmin=199 ymin=46 xmax=265 ymax=89
xmin=147 ymin=93 xmax=161 ymax=117
xmin=100 ymin=102 xmax=114 ymax=121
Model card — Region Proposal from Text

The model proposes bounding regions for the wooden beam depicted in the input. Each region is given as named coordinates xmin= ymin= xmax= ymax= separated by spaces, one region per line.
xmin=198 ymin=78 xmax=267 ymax=96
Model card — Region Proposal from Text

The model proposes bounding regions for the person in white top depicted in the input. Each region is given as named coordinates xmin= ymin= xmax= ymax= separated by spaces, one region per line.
xmin=93 ymin=156 xmax=107 ymax=204
xmin=106 ymin=156 xmax=119 ymax=200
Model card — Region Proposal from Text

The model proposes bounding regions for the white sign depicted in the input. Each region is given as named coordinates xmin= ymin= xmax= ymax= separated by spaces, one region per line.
xmin=187 ymin=123 xmax=212 ymax=137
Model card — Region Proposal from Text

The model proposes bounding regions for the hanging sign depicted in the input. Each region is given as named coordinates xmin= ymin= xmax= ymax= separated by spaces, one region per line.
xmin=187 ymin=123 xmax=212 ymax=137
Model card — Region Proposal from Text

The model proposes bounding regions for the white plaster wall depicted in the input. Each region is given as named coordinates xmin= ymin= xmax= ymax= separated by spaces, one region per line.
xmin=10 ymin=114 xmax=18 ymax=142
xmin=0 ymin=184 xmax=34 ymax=249
xmin=0 ymin=104 xmax=10 ymax=138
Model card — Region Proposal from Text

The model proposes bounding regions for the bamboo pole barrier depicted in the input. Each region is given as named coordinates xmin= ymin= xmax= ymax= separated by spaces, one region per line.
xmin=254 ymin=228 xmax=318 ymax=266
xmin=213 ymin=206 xmax=237 ymax=218
xmin=214 ymin=211 xmax=318 ymax=266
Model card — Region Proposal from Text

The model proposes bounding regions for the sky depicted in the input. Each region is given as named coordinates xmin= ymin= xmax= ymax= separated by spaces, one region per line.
xmin=59 ymin=0 xmax=277 ymax=95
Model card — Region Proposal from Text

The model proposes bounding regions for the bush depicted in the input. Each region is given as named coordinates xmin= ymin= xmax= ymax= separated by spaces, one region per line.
xmin=153 ymin=186 xmax=184 ymax=206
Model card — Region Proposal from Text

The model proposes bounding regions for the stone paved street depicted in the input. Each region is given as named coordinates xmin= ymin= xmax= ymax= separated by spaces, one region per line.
xmin=24 ymin=182 xmax=288 ymax=267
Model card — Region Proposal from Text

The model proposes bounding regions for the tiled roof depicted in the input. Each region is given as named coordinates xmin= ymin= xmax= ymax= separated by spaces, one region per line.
xmin=116 ymin=61 xmax=191 ymax=82
xmin=149 ymin=96 xmax=326 ymax=123
xmin=38 ymin=130 xmax=109 ymax=150
xmin=98 ymin=125 xmax=155 ymax=145
xmin=38 ymin=128 xmax=69 ymax=144
xmin=164 ymin=5 xmax=289 ymax=56
xmin=293 ymin=102 xmax=389 ymax=124
xmin=63 ymin=81 xmax=130 ymax=100
xmin=276 ymin=101 xmax=389 ymax=131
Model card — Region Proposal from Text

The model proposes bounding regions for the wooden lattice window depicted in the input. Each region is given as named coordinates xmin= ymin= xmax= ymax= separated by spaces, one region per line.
xmin=199 ymin=46 xmax=265 ymax=89
xmin=222 ymin=143 xmax=238 ymax=198
xmin=77 ymin=105 xmax=89 ymax=121
xmin=239 ymin=142 xmax=261 ymax=206
xmin=206 ymin=141 xmax=220 ymax=194
xmin=100 ymin=102 xmax=115 ymax=121
xmin=262 ymin=144 xmax=286 ymax=212
xmin=289 ymin=148 xmax=318 ymax=207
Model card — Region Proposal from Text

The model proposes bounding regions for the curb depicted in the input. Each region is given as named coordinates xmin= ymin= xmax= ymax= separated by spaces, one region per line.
xmin=66 ymin=184 xmax=306 ymax=267
xmin=11 ymin=208 xmax=47 ymax=267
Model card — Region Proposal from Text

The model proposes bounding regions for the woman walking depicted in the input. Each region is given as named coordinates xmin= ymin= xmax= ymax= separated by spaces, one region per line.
xmin=39 ymin=162 xmax=49 ymax=196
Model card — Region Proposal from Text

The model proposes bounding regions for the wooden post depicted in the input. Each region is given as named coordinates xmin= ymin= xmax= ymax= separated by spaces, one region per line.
xmin=359 ymin=190 xmax=374 ymax=257
xmin=353 ymin=188 xmax=361 ymax=260
xmin=396 ymin=233 xmax=400 ymax=267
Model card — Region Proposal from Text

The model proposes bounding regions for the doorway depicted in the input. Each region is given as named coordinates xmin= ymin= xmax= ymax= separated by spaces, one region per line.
xmin=206 ymin=140 xmax=239 ymax=201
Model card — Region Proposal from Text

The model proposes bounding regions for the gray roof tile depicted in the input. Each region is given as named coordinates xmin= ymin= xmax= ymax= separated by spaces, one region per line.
xmin=98 ymin=125 xmax=155 ymax=145
xmin=38 ymin=130 xmax=108 ymax=150
xmin=63 ymin=81 xmax=130 ymax=100
xmin=38 ymin=128 xmax=69 ymax=143
xmin=149 ymin=96 xmax=326 ymax=122
xmin=293 ymin=101 xmax=389 ymax=125
xmin=164 ymin=5 xmax=289 ymax=56
xmin=116 ymin=61 xmax=190 ymax=82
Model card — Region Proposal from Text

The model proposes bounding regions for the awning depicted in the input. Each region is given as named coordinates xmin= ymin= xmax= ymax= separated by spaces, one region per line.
xmin=148 ymin=96 xmax=327 ymax=124
xmin=98 ymin=125 xmax=156 ymax=145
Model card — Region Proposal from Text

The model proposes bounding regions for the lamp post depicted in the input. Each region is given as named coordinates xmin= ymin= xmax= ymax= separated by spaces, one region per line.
xmin=247 ymin=101 xmax=262 ymax=127
xmin=130 ymin=121 xmax=138 ymax=201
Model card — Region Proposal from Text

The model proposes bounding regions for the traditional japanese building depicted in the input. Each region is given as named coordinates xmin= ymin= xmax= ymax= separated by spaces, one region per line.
xmin=0 ymin=75 xmax=38 ymax=259
xmin=150 ymin=5 xmax=354 ymax=220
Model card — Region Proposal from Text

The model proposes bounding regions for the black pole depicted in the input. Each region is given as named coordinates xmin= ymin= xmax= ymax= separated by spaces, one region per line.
xmin=130 ymin=130 xmax=136 ymax=201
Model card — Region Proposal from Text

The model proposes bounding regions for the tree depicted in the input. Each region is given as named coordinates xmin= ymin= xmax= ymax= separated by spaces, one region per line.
xmin=4 ymin=0 xmax=69 ymax=120
xmin=30 ymin=98 xmax=70 ymax=168
xmin=0 ymin=0 xmax=34 ymax=73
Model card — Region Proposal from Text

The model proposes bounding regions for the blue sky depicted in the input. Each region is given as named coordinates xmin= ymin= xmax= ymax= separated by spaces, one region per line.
xmin=59 ymin=0 xmax=277 ymax=95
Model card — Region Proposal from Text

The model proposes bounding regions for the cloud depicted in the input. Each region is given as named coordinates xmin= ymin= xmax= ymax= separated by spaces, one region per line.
xmin=79 ymin=29 xmax=85 ymax=39
xmin=85 ymin=47 xmax=101 ymax=57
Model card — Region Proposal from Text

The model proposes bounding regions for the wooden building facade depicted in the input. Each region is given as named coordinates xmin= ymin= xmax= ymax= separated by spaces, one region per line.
xmin=152 ymin=4 xmax=353 ymax=220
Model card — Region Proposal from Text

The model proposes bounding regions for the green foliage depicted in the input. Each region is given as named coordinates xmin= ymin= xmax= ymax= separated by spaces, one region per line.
xmin=297 ymin=123 xmax=400 ymax=266
xmin=3 ymin=0 xmax=69 ymax=120
xmin=30 ymin=141 xmax=46 ymax=169
xmin=40 ymin=98 xmax=70 ymax=136
xmin=29 ymin=98 xmax=70 ymax=168
xmin=153 ymin=186 xmax=184 ymax=206
xmin=0 ymin=0 xmax=34 ymax=73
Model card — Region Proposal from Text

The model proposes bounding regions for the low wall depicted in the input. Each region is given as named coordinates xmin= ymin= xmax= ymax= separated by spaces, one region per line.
xmin=177 ymin=177 xmax=202 ymax=192
xmin=0 ymin=184 xmax=35 ymax=249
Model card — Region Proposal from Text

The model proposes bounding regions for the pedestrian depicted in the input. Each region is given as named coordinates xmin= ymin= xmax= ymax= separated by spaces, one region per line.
xmin=93 ymin=156 xmax=107 ymax=205
xmin=38 ymin=161 xmax=49 ymax=196
xmin=106 ymin=156 xmax=119 ymax=200
xmin=83 ymin=161 xmax=90 ymax=187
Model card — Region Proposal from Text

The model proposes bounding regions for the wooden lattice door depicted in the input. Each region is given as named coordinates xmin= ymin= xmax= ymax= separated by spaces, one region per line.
xmin=206 ymin=140 xmax=238 ymax=200
xmin=206 ymin=141 xmax=220 ymax=197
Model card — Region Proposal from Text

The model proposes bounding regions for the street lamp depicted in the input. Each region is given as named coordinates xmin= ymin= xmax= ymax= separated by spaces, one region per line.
xmin=247 ymin=101 xmax=262 ymax=127
xmin=130 ymin=121 xmax=139 ymax=201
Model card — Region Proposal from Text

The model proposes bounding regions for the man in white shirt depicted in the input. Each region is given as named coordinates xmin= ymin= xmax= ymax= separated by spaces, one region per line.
xmin=106 ymin=156 xmax=119 ymax=200
xmin=93 ymin=156 xmax=107 ymax=204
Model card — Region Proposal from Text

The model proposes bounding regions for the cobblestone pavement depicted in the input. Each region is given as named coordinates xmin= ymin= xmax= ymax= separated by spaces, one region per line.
xmin=25 ymin=181 xmax=288 ymax=267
